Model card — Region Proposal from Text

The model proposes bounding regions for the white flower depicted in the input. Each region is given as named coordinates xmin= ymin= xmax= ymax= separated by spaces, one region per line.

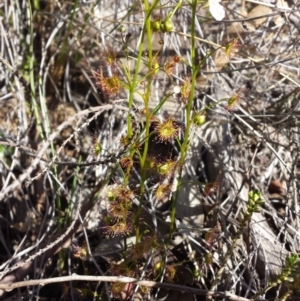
xmin=209 ymin=0 xmax=225 ymax=21
xmin=173 ymin=85 xmax=181 ymax=94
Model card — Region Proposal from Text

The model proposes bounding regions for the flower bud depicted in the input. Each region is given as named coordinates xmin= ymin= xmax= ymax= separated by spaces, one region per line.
xmin=193 ymin=113 xmax=206 ymax=126
xmin=119 ymin=25 xmax=126 ymax=33
xmin=161 ymin=18 xmax=173 ymax=32
xmin=151 ymin=20 xmax=161 ymax=32
xmin=153 ymin=62 xmax=160 ymax=75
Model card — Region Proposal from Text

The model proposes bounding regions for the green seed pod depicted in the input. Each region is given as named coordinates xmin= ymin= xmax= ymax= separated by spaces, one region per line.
xmin=151 ymin=20 xmax=161 ymax=32
xmin=161 ymin=18 xmax=173 ymax=32
xmin=153 ymin=62 xmax=160 ymax=75
xmin=157 ymin=163 xmax=169 ymax=175
xmin=119 ymin=25 xmax=126 ymax=33
xmin=193 ymin=113 xmax=206 ymax=126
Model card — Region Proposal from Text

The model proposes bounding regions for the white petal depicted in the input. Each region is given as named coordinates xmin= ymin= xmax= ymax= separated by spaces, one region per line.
xmin=209 ymin=0 xmax=225 ymax=21
xmin=173 ymin=85 xmax=181 ymax=94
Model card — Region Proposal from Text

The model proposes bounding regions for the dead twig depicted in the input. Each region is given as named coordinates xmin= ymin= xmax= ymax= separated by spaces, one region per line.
xmin=0 ymin=180 xmax=105 ymax=297
xmin=0 ymin=273 xmax=251 ymax=301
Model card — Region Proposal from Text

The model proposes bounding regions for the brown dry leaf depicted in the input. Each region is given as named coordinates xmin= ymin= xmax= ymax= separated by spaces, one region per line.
xmin=213 ymin=41 xmax=241 ymax=70
xmin=227 ymin=2 xmax=284 ymax=37
xmin=247 ymin=5 xmax=273 ymax=27
xmin=0 ymin=97 xmax=19 ymax=136
xmin=228 ymin=4 xmax=272 ymax=35
xmin=247 ymin=3 xmax=285 ymax=27
xmin=213 ymin=48 xmax=229 ymax=70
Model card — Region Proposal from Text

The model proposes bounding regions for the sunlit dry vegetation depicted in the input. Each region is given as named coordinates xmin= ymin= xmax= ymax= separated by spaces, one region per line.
xmin=1 ymin=0 xmax=300 ymax=300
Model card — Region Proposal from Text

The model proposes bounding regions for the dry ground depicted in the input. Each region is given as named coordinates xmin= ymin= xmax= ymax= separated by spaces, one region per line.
xmin=1 ymin=0 xmax=300 ymax=300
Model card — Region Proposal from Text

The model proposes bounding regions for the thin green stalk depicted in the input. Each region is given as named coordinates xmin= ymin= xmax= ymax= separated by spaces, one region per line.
xmin=27 ymin=0 xmax=44 ymax=140
xmin=209 ymin=219 xmax=247 ymax=291
xmin=276 ymin=289 xmax=292 ymax=301
xmin=169 ymin=0 xmax=199 ymax=239
xmin=210 ymin=191 xmax=264 ymax=295
xmin=28 ymin=1 xmax=61 ymax=220
xmin=126 ymin=0 xmax=160 ymax=138
xmin=134 ymin=0 xmax=160 ymax=243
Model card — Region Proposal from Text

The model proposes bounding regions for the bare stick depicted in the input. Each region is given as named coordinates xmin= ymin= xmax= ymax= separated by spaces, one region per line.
xmin=0 ymin=273 xmax=251 ymax=301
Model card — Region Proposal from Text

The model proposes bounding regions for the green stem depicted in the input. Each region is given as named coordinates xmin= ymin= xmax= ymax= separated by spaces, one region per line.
xmin=133 ymin=0 xmax=160 ymax=243
xmin=167 ymin=0 xmax=182 ymax=20
xmin=210 ymin=218 xmax=248 ymax=291
xmin=127 ymin=0 xmax=160 ymax=138
xmin=27 ymin=1 xmax=43 ymax=140
xmin=275 ymin=289 xmax=292 ymax=301
xmin=169 ymin=0 xmax=199 ymax=239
